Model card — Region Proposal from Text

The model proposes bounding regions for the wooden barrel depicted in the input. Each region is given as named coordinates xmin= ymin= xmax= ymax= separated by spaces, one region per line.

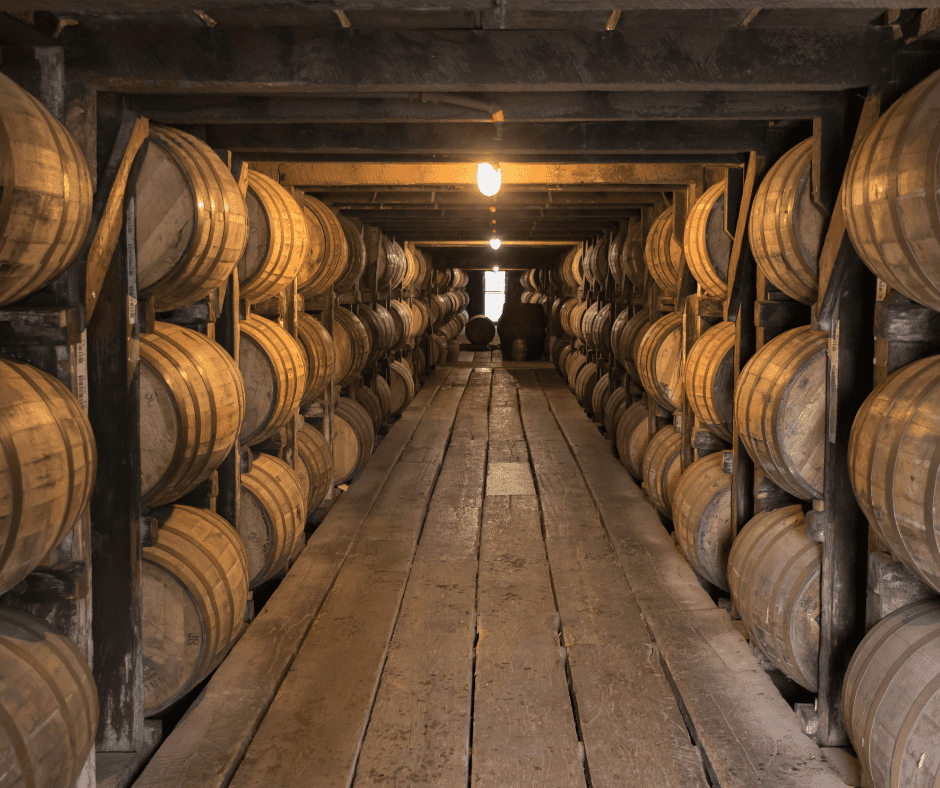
xmin=389 ymin=359 xmax=417 ymax=416
xmin=749 ymin=138 xmax=825 ymax=304
xmin=735 ymin=325 xmax=827 ymax=500
xmin=582 ymin=303 xmax=600 ymax=351
xmin=429 ymin=333 xmax=447 ymax=367
xmin=645 ymin=205 xmax=682 ymax=294
xmin=239 ymin=315 xmax=306 ymax=446
xmin=728 ymin=505 xmax=821 ymax=692
xmin=358 ymin=303 xmax=395 ymax=366
xmin=551 ymin=337 xmax=571 ymax=373
xmin=845 ymin=71 xmax=940 ymax=313
xmin=295 ymin=312 xmax=335 ymax=406
xmin=333 ymin=215 xmax=367 ymax=294
xmin=642 ymin=426 xmax=683 ymax=518
xmin=238 ymin=169 xmax=307 ymax=303
xmin=333 ymin=397 xmax=376 ymax=484
xmin=142 ymin=505 xmax=249 ymax=714
xmin=332 ymin=307 xmax=371 ymax=387
xmin=587 ymin=303 xmax=612 ymax=356
xmin=848 ymin=355 xmax=940 ymax=593
xmin=412 ymin=345 xmax=428 ymax=380
xmin=297 ymin=196 xmax=348 ymax=298
xmin=673 ymin=452 xmax=733 ymax=591
xmin=621 ymin=218 xmax=646 ymax=290
xmin=574 ymin=361 xmax=599 ymax=410
xmin=374 ymin=375 xmax=392 ymax=421
xmin=591 ymin=372 xmax=612 ymax=423
xmin=603 ymin=384 xmax=629 ymax=436
xmin=560 ymin=299 xmax=586 ymax=339
xmin=387 ymin=300 xmax=413 ymax=353
xmin=616 ymin=399 xmax=650 ymax=480
xmin=409 ymin=299 xmax=430 ymax=339
xmin=637 ymin=312 xmax=683 ymax=412
xmin=684 ymin=321 xmax=735 ymax=441
xmin=566 ymin=350 xmax=587 ymax=388
xmin=381 ymin=238 xmax=409 ymax=291
xmin=0 ymin=608 xmax=98 ymax=788
xmin=466 ymin=315 xmax=496 ymax=346
xmin=843 ymin=599 xmax=940 ymax=788
xmin=0 ymin=73 xmax=93 ymax=307
xmin=613 ymin=308 xmax=651 ymax=381
xmin=1 ymin=358 xmax=97 ymax=595
xmin=135 ymin=125 xmax=248 ymax=311
xmin=239 ymin=453 xmax=305 ymax=588
xmin=295 ymin=423 xmax=333 ymax=515
xmin=684 ymin=182 xmax=732 ymax=298
xmin=140 ymin=323 xmax=245 ymax=507
xmin=352 ymin=383 xmax=384 ymax=433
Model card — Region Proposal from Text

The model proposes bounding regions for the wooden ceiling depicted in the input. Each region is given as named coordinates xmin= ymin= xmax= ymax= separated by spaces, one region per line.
xmin=4 ymin=3 xmax=940 ymax=262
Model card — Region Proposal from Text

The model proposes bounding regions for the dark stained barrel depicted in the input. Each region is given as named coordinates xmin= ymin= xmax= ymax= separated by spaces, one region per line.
xmin=498 ymin=302 xmax=547 ymax=360
xmin=465 ymin=315 xmax=496 ymax=346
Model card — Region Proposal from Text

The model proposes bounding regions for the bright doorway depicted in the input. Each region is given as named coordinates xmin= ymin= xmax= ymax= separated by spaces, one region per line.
xmin=483 ymin=270 xmax=506 ymax=323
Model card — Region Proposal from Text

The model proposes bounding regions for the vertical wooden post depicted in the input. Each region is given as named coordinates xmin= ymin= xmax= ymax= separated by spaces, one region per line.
xmin=216 ymin=270 xmax=241 ymax=529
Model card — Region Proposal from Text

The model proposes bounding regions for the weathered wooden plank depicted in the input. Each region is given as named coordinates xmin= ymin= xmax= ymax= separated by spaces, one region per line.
xmin=648 ymin=608 xmax=845 ymax=788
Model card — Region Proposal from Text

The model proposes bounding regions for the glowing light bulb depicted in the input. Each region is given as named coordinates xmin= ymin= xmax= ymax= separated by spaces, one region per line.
xmin=489 ymin=238 xmax=501 ymax=250
xmin=493 ymin=265 xmax=500 ymax=272
xmin=477 ymin=163 xmax=501 ymax=197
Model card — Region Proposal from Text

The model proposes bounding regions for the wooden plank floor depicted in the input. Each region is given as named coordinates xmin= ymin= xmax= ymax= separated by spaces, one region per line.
xmin=136 ymin=360 xmax=847 ymax=788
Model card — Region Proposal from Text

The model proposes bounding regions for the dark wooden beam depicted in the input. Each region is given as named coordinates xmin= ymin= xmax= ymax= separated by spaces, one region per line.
xmin=63 ymin=26 xmax=894 ymax=94
xmin=318 ymin=189 xmax=666 ymax=206
xmin=245 ymin=152 xmax=749 ymax=165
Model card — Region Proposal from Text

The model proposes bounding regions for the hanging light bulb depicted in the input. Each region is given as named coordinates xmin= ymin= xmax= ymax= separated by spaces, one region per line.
xmin=477 ymin=162 xmax=501 ymax=197
xmin=489 ymin=237 xmax=501 ymax=250
xmin=493 ymin=265 xmax=500 ymax=272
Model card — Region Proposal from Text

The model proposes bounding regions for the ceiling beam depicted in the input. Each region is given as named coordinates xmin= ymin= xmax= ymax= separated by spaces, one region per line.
xmin=63 ymin=26 xmax=894 ymax=94
xmin=320 ymin=190 xmax=666 ymax=207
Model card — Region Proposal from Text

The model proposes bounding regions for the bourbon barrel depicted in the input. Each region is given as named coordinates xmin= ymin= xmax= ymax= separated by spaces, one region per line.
xmin=591 ymin=372 xmax=612 ymax=424
xmin=389 ymin=359 xmax=417 ymax=416
xmin=296 ymin=312 xmax=335 ymax=406
xmin=333 ymin=397 xmax=376 ymax=484
xmin=333 ymin=214 xmax=367 ymax=294
xmin=574 ymin=360 xmax=599 ymax=411
xmin=1 ymin=358 xmax=97 ymax=595
xmin=613 ymin=308 xmax=651 ymax=382
xmin=143 ymin=505 xmax=249 ymax=714
xmin=645 ymin=205 xmax=682 ymax=294
xmin=735 ymin=325 xmax=827 ymax=500
xmin=358 ymin=303 xmax=395 ymax=366
xmin=387 ymin=300 xmax=413 ymax=353
xmin=603 ymin=384 xmax=629 ymax=436
xmin=295 ymin=423 xmax=333 ymax=516
xmin=140 ymin=323 xmax=245 ymax=507
xmin=466 ymin=315 xmax=496 ymax=346
xmin=684 ymin=182 xmax=732 ymax=298
xmin=616 ymin=400 xmax=650 ymax=480
xmin=332 ymin=307 xmax=371 ymax=387
xmin=642 ymin=426 xmax=683 ymax=519
xmin=297 ymin=196 xmax=348 ymax=298
xmin=409 ymin=299 xmax=430 ymax=339
xmin=637 ymin=312 xmax=683 ymax=412
xmin=684 ymin=321 xmax=735 ymax=441
xmin=551 ymin=336 xmax=571 ymax=374
xmin=728 ymin=505 xmax=821 ymax=692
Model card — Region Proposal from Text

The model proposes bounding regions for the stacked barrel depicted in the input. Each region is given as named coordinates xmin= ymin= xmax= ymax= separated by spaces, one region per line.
xmin=427 ymin=267 xmax=469 ymax=365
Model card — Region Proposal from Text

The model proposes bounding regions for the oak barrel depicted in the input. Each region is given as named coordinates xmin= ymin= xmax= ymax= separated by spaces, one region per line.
xmin=389 ymin=359 xmax=417 ymax=416
xmin=621 ymin=218 xmax=646 ymax=290
xmin=749 ymin=138 xmax=826 ymax=304
xmin=616 ymin=399 xmax=650 ymax=480
xmin=332 ymin=307 xmax=371 ymax=387
xmin=239 ymin=453 xmax=306 ymax=588
xmin=0 ymin=608 xmax=98 ymax=788
xmin=684 ymin=182 xmax=732 ymax=298
xmin=387 ymin=300 xmax=413 ymax=353
xmin=238 ymin=169 xmax=307 ymax=303
xmin=1 ymin=358 xmax=97 ymax=595
xmin=574 ymin=360 xmax=599 ymax=411
xmin=612 ymin=308 xmax=651 ymax=382
xmin=140 ymin=323 xmax=245 ymax=507
xmin=844 ymin=70 xmax=940 ymax=313
xmin=735 ymin=325 xmax=827 ymax=500
xmin=848 ymin=355 xmax=940 ymax=593
xmin=333 ymin=214 xmax=367 ymax=294
xmin=358 ymin=303 xmax=395 ymax=366
xmin=566 ymin=349 xmax=587 ymax=388
xmin=142 ymin=505 xmax=249 ymax=714
xmin=642 ymin=426 xmax=683 ymax=519
xmin=297 ymin=196 xmax=348 ymax=298
xmin=409 ymin=299 xmax=430 ymax=339
xmin=603 ymin=384 xmax=629 ymax=436
xmin=645 ymin=205 xmax=682 ymax=294
xmin=0 ymin=73 xmax=93 ymax=307
xmin=637 ymin=312 xmax=683 ymax=411
xmin=684 ymin=321 xmax=735 ymax=441
xmin=728 ymin=505 xmax=821 ymax=691
xmin=333 ymin=397 xmax=376 ymax=485
xmin=295 ymin=312 xmax=335 ymax=406
xmin=239 ymin=315 xmax=306 ymax=446
xmin=135 ymin=125 xmax=248 ymax=311
xmin=673 ymin=452 xmax=733 ymax=591
xmin=591 ymin=372 xmax=612 ymax=424
xmin=465 ymin=315 xmax=496 ymax=346
xmin=295 ymin=423 xmax=333 ymax=515
xmin=551 ymin=337 xmax=571 ymax=374
xmin=352 ymin=382 xmax=384 ymax=433
xmin=843 ymin=599 xmax=940 ymax=788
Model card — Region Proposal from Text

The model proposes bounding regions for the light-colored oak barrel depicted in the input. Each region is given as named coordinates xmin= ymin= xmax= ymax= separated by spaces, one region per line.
xmin=135 ymin=125 xmax=248 ymax=311
xmin=374 ymin=374 xmax=392 ymax=422
xmin=642 ymin=426 xmax=683 ymax=519
xmin=845 ymin=71 xmax=940 ymax=313
xmin=586 ymin=303 xmax=612 ymax=356
xmin=297 ymin=196 xmax=348 ymax=298
xmin=0 ymin=608 xmax=98 ymax=788
xmin=389 ymin=359 xmax=417 ymax=416
xmin=621 ymin=217 xmax=647 ymax=289
xmin=239 ymin=453 xmax=305 ymax=588
xmin=551 ymin=337 xmax=571 ymax=373
xmin=728 ymin=505 xmax=821 ymax=692
xmin=239 ymin=315 xmax=306 ymax=446
xmin=358 ymin=303 xmax=395 ymax=367
xmin=387 ymin=300 xmax=414 ymax=353
xmin=849 ymin=355 xmax=940 ymax=594
xmin=616 ymin=399 xmax=650 ymax=480
xmin=684 ymin=321 xmax=735 ymax=441
xmin=333 ymin=214 xmax=367 ymax=294
xmin=295 ymin=312 xmax=335 ymax=406
xmin=352 ymin=383 xmax=384 ymax=433
xmin=238 ymin=169 xmax=307 ymax=303
xmin=0 ymin=73 xmax=93 ymax=307
xmin=603 ymin=383 xmax=629 ymax=436
xmin=295 ymin=423 xmax=333 ymax=516
xmin=142 ymin=505 xmax=249 ymax=714
xmin=749 ymin=138 xmax=825 ymax=304
xmin=140 ymin=323 xmax=245 ymax=507
xmin=735 ymin=325 xmax=827 ymax=500
xmin=673 ymin=452 xmax=733 ymax=591
xmin=409 ymin=299 xmax=430 ymax=339
xmin=376 ymin=237 xmax=407 ymax=291
xmin=556 ymin=343 xmax=574 ymax=381
xmin=559 ymin=298 xmax=583 ymax=339
xmin=332 ymin=307 xmax=371 ymax=387
xmin=427 ymin=294 xmax=448 ymax=330
xmin=843 ymin=599 xmax=940 ymax=788
xmin=637 ymin=312 xmax=684 ymax=412
xmin=574 ymin=360 xmax=599 ymax=410
xmin=333 ymin=397 xmax=376 ymax=484
xmin=466 ymin=315 xmax=496 ymax=346
xmin=566 ymin=350 xmax=587 ymax=389
xmin=684 ymin=181 xmax=732 ymax=298
xmin=591 ymin=372 xmax=612 ymax=424
xmin=582 ymin=302 xmax=600 ymax=351
xmin=0 ymin=359 xmax=96 ymax=595
xmin=645 ymin=205 xmax=682 ymax=294
xmin=608 ymin=224 xmax=627 ymax=284
xmin=612 ymin=308 xmax=651 ymax=382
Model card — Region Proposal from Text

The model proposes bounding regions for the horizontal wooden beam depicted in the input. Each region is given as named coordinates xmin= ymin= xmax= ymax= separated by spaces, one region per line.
xmin=243 ymin=151 xmax=748 ymax=165
xmin=318 ymin=189 xmax=666 ymax=206
xmin=63 ymin=26 xmax=894 ymax=94
xmin=131 ymin=91 xmax=835 ymax=124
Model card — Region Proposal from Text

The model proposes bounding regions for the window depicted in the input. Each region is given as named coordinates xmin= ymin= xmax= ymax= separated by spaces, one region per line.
xmin=483 ymin=270 xmax=506 ymax=323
